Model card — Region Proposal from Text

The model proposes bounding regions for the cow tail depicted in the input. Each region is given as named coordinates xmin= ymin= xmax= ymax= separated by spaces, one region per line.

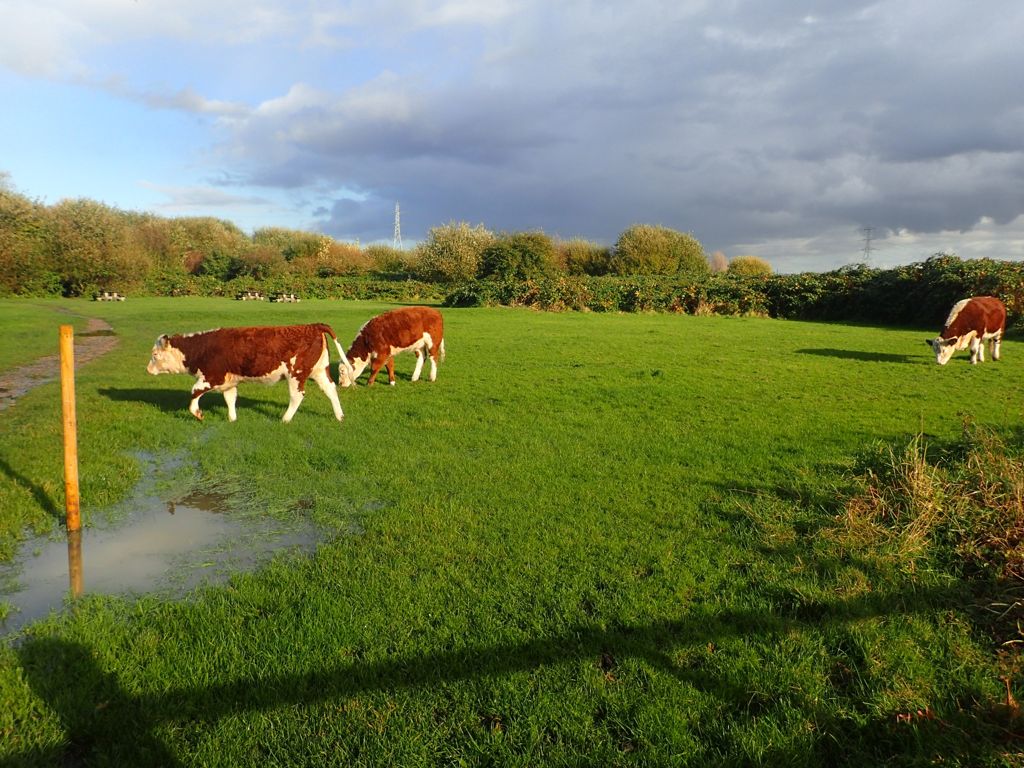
xmin=316 ymin=325 xmax=354 ymax=384
xmin=330 ymin=334 xmax=355 ymax=383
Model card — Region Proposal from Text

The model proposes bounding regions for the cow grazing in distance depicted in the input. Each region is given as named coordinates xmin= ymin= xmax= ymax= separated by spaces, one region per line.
xmin=926 ymin=296 xmax=1006 ymax=365
xmin=147 ymin=323 xmax=355 ymax=422
xmin=339 ymin=306 xmax=445 ymax=387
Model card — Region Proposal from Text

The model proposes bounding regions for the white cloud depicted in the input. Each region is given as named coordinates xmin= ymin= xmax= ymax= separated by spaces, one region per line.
xmin=414 ymin=0 xmax=521 ymax=27
xmin=140 ymin=181 xmax=270 ymax=211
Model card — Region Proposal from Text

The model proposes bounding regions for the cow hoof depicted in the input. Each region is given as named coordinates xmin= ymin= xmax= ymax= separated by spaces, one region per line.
xmin=193 ymin=410 xmax=204 ymax=421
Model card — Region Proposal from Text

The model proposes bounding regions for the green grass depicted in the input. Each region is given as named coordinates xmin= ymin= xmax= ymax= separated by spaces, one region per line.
xmin=0 ymin=300 xmax=93 ymax=374
xmin=1 ymin=298 xmax=1021 ymax=766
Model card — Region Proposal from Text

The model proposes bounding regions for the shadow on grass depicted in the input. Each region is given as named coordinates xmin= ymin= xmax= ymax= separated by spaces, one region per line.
xmin=98 ymin=388 xmax=291 ymax=421
xmin=8 ymin=583 xmax=1018 ymax=767
xmin=795 ymin=348 xmax=921 ymax=364
xmin=0 ymin=457 xmax=62 ymax=523
xmin=97 ymin=387 xmax=187 ymax=414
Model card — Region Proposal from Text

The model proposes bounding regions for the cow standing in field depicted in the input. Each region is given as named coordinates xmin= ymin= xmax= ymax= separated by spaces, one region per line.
xmin=339 ymin=306 xmax=445 ymax=387
xmin=926 ymin=296 xmax=1006 ymax=365
xmin=147 ymin=323 xmax=355 ymax=422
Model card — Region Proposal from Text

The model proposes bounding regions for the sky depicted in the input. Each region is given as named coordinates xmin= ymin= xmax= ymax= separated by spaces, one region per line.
xmin=1 ymin=1 xmax=1023 ymax=273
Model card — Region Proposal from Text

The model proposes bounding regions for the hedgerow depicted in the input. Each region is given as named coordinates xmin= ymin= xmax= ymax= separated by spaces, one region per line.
xmin=444 ymin=254 xmax=1024 ymax=329
xmin=139 ymin=273 xmax=443 ymax=303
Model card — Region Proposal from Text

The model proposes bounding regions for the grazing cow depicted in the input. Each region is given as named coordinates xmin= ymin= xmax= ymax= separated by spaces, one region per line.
xmin=339 ymin=306 xmax=445 ymax=387
xmin=147 ymin=323 xmax=355 ymax=422
xmin=926 ymin=296 xmax=1006 ymax=365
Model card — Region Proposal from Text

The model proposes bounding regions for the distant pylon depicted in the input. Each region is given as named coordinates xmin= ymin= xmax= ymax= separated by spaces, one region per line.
xmin=393 ymin=202 xmax=402 ymax=249
xmin=861 ymin=226 xmax=875 ymax=263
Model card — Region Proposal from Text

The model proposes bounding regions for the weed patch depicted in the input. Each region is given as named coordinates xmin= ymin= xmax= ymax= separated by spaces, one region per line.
xmin=839 ymin=422 xmax=1024 ymax=651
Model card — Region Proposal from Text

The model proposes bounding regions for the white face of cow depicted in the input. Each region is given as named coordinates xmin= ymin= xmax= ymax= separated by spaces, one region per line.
xmin=927 ymin=337 xmax=957 ymax=365
xmin=338 ymin=356 xmax=369 ymax=387
xmin=147 ymin=335 xmax=187 ymax=375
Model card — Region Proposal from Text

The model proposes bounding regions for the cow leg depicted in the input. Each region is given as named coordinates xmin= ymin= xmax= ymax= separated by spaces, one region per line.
xmin=992 ymin=333 xmax=1002 ymax=361
xmin=189 ymin=384 xmax=211 ymax=420
xmin=428 ymin=348 xmax=439 ymax=382
xmin=386 ymin=357 xmax=396 ymax=386
xmin=366 ymin=358 xmax=386 ymax=386
xmin=311 ymin=369 xmax=344 ymax=421
xmin=411 ymin=349 xmax=425 ymax=382
xmin=970 ymin=336 xmax=983 ymax=364
xmin=282 ymin=377 xmax=306 ymax=422
xmin=222 ymin=386 xmax=239 ymax=422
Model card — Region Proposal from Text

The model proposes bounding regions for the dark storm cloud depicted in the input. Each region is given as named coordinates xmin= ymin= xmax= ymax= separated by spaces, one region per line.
xmin=209 ymin=1 xmax=1024 ymax=261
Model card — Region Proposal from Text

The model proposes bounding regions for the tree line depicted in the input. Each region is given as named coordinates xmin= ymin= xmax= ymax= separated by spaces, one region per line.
xmin=1 ymin=181 xmax=768 ymax=298
xmin=2 ymin=182 xmax=1021 ymax=331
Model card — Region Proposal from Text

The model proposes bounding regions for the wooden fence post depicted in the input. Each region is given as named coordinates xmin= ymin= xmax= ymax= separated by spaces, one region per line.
xmin=59 ymin=325 xmax=81 ymax=532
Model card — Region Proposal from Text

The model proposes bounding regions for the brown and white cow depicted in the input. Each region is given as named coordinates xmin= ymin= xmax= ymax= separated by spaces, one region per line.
xmin=926 ymin=296 xmax=1006 ymax=365
xmin=147 ymin=323 xmax=355 ymax=422
xmin=339 ymin=306 xmax=445 ymax=387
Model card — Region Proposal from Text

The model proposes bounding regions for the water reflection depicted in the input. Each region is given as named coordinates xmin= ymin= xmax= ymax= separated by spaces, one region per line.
xmin=67 ymin=529 xmax=83 ymax=599
xmin=0 ymin=491 xmax=322 ymax=637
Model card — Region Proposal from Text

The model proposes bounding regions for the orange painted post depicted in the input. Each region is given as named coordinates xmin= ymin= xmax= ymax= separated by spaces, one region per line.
xmin=59 ymin=324 xmax=81 ymax=532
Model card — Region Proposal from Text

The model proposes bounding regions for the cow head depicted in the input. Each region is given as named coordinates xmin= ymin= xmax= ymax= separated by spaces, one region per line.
xmin=147 ymin=335 xmax=187 ymax=375
xmin=338 ymin=355 xmax=369 ymax=387
xmin=336 ymin=358 xmax=357 ymax=387
xmin=926 ymin=337 xmax=957 ymax=365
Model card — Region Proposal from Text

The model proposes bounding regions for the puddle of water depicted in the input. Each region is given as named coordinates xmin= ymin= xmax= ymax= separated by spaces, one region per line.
xmin=0 ymin=465 xmax=324 ymax=637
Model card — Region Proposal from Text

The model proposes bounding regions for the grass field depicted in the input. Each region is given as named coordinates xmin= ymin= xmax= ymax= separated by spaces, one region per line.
xmin=0 ymin=298 xmax=1021 ymax=766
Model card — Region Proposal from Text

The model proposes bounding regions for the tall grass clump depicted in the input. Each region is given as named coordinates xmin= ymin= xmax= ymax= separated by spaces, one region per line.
xmin=841 ymin=423 xmax=1024 ymax=646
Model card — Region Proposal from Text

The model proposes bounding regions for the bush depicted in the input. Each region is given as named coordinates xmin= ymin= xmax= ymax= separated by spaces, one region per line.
xmin=365 ymin=244 xmax=414 ymax=276
xmin=479 ymin=231 xmax=556 ymax=281
xmin=290 ymin=239 xmax=369 ymax=277
xmin=172 ymin=217 xmax=251 ymax=281
xmin=557 ymin=238 xmax=613 ymax=276
xmin=0 ymin=186 xmax=57 ymax=295
xmin=252 ymin=227 xmax=325 ymax=262
xmin=609 ymin=224 xmax=708 ymax=277
xmin=708 ymin=251 xmax=729 ymax=273
xmin=412 ymin=222 xmax=495 ymax=283
xmin=234 ymin=246 xmax=287 ymax=280
xmin=727 ymin=255 xmax=772 ymax=277
xmin=49 ymin=198 xmax=150 ymax=296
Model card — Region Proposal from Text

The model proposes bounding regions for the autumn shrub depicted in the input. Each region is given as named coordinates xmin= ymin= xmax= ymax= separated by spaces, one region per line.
xmin=727 ymin=255 xmax=772 ymax=277
xmin=48 ymin=198 xmax=151 ymax=295
xmin=252 ymin=227 xmax=325 ymax=262
xmin=413 ymin=221 xmax=495 ymax=282
xmin=0 ymin=186 xmax=58 ymax=296
xmin=609 ymin=224 xmax=708 ymax=277
xmin=233 ymin=246 xmax=287 ymax=280
xmin=365 ymin=244 xmax=414 ymax=275
xmin=171 ymin=217 xmax=250 ymax=266
xmin=289 ymin=239 xmax=370 ymax=277
xmin=708 ymin=251 xmax=729 ymax=273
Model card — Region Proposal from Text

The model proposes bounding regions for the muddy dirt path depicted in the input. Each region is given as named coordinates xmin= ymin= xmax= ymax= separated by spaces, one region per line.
xmin=0 ymin=315 xmax=119 ymax=411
